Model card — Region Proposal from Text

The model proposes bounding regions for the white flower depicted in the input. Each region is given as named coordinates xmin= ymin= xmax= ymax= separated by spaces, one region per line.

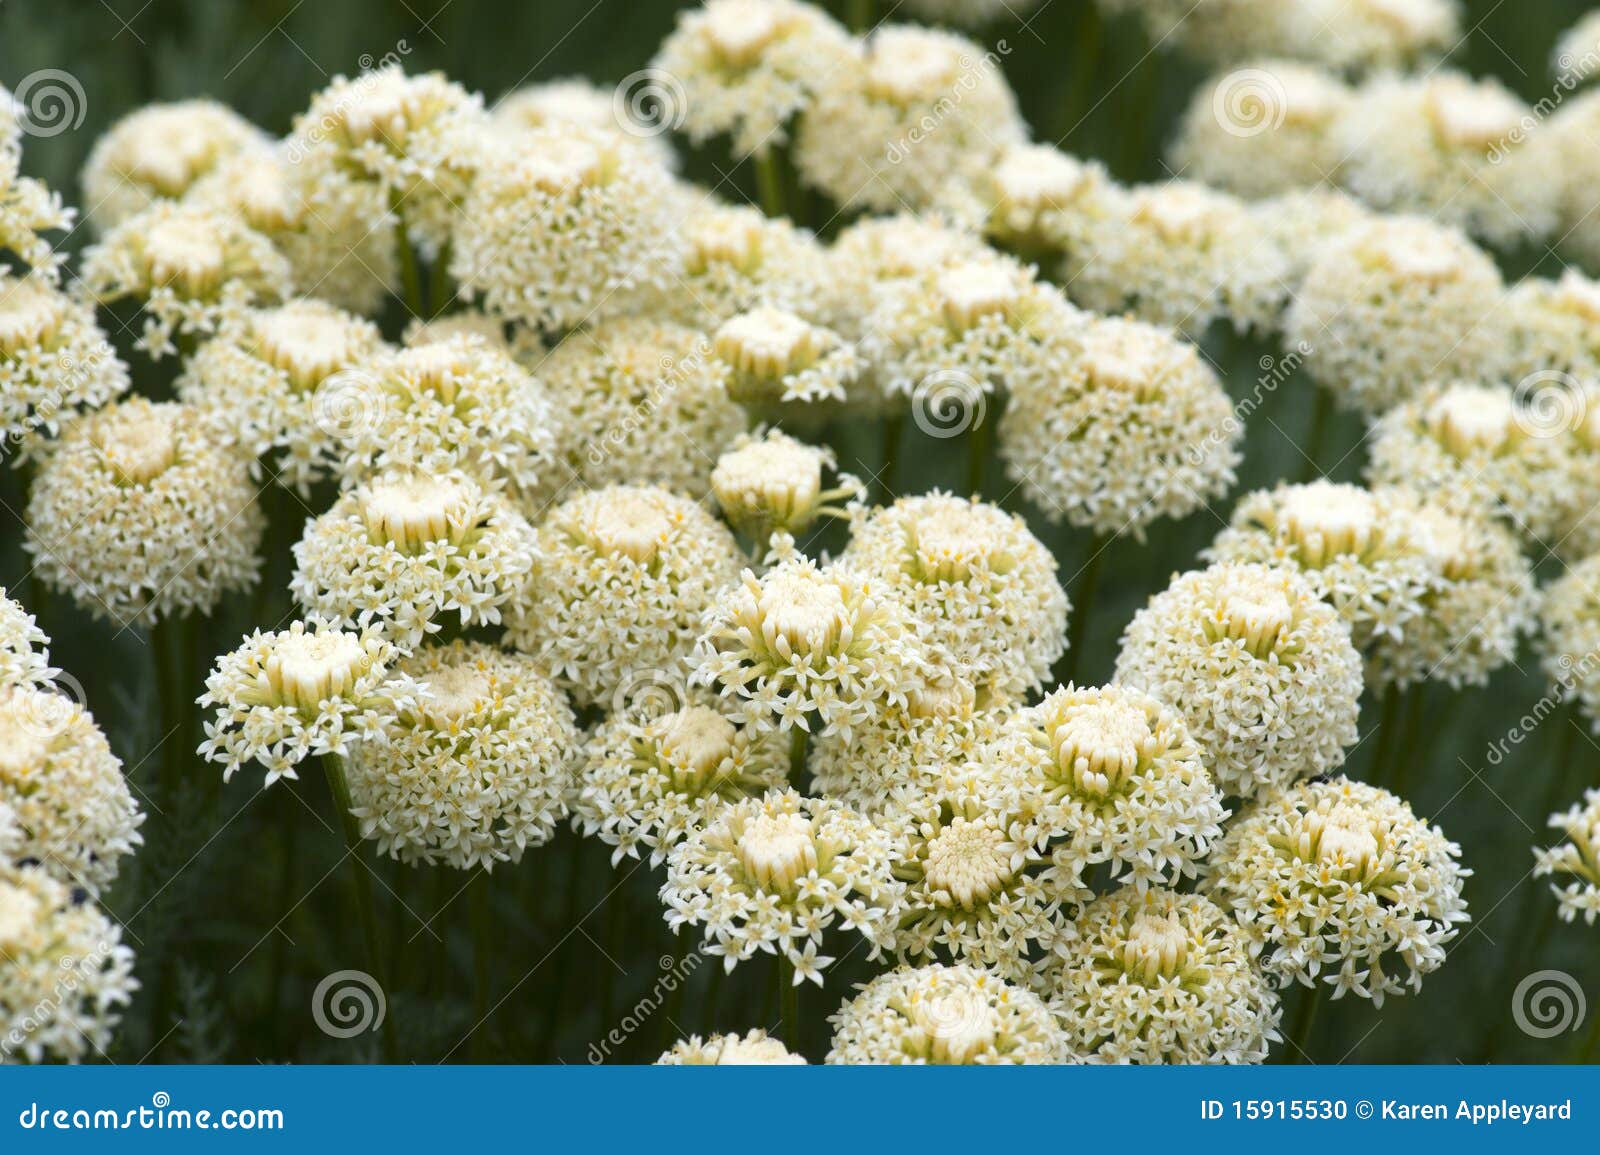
xmin=658 ymin=1028 xmax=806 ymax=1064
xmin=0 ymin=272 xmax=129 ymax=448
xmin=1533 ymin=788 xmax=1600 ymax=925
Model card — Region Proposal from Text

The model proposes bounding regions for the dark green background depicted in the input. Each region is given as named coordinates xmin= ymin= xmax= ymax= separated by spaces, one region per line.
xmin=0 ymin=0 xmax=1596 ymax=1063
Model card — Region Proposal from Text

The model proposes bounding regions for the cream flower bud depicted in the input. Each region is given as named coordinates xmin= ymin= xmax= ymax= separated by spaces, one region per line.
xmin=658 ymin=1029 xmax=806 ymax=1065
xmin=710 ymin=430 xmax=860 ymax=542
xmin=711 ymin=307 xmax=861 ymax=409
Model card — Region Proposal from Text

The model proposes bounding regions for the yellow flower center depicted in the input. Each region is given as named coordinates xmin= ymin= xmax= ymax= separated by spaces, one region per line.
xmin=0 ymin=880 xmax=41 ymax=952
xmin=910 ymin=505 xmax=1010 ymax=584
xmin=704 ymin=0 xmax=785 ymax=68
xmin=144 ymin=215 xmax=226 ymax=295
xmin=736 ymin=810 xmax=817 ymax=892
xmin=414 ymin=663 xmax=494 ymax=730
xmin=1123 ymin=910 xmax=1190 ymax=982
xmin=94 ymin=407 xmax=179 ymax=485
xmin=922 ymin=817 xmax=1014 ymax=909
xmin=866 ymin=35 xmax=959 ymax=105
xmin=687 ymin=212 xmax=765 ymax=274
xmin=1048 ymin=697 xmax=1153 ymax=796
xmin=712 ymin=438 xmax=823 ymax=531
xmin=714 ymin=308 xmax=824 ymax=379
xmin=910 ymin=988 xmax=1000 ymax=1064
xmin=992 ymin=146 xmax=1089 ymax=213
xmin=0 ymin=698 xmax=50 ymax=787
xmin=574 ymin=490 xmax=675 ymax=565
xmin=937 ymin=261 xmax=1020 ymax=332
xmin=1276 ymin=483 xmax=1383 ymax=566
xmin=359 ymin=476 xmax=474 ymax=552
xmin=1426 ymin=385 xmax=1516 ymax=457
xmin=757 ymin=570 xmax=852 ymax=655
xmin=516 ymin=133 xmax=608 ymax=193
xmin=264 ymin=631 xmax=371 ymax=711
xmin=652 ymin=706 xmax=738 ymax=793
xmin=1425 ymin=77 xmax=1523 ymax=150
xmin=1376 ymin=228 xmax=1463 ymax=283
xmin=1080 ymin=323 xmax=1168 ymax=399
xmin=334 ymin=70 xmax=421 ymax=147
xmin=252 ymin=305 xmax=368 ymax=392
xmin=1132 ymin=185 xmax=1217 ymax=243
xmin=0 ymin=278 xmax=67 ymax=356
xmin=1210 ymin=579 xmax=1295 ymax=659
xmin=1307 ymin=802 xmax=1381 ymax=875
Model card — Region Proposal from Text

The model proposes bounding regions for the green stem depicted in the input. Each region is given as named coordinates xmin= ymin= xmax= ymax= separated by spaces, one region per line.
xmin=268 ymin=795 xmax=296 ymax=1057
xmin=966 ymin=411 xmax=992 ymax=496
xmin=391 ymin=196 xmax=424 ymax=319
xmin=429 ymin=240 xmax=453 ymax=319
xmin=1368 ymin=684 xmax=1402 ymax=787
xmin=150 ymin=617 xmax=186 ymax=802
xmin=1389 ymin=687 xmax=1426 ymax=799
xmin=320 ymin=752 xmax=398 ymax=1063
xmin=471 ymin=868 xmax=492 ymax=1062
xmin=878 ymin=411 xmax=903 ymax=504
xmin=659 ymin=936 xmax=688 ymax=1051
xmin=754 ymin=149 xmax=786 ymax=219
xmin=788 ymin=727 xmax=809 ymax=781
xmin=1060 ymin=536 xmax=1109 ymax=687
xmin=777 ymin=954 xmax=799 ymax=1051
xmin=601 ymin=882 xmax=626 ymax=1030
xmin=704 ymin=962 xmax=724 ymax=1037
xmin=1299 ymin=387 xmax=1336 ymax=482
xmin=1118 ymin=60 xmax=1162 ymax=181
xmin=1287 ymin=983 xmax=1321 ymax=1064
xmin=1055 ymin=0 xmax=1104 ymax=143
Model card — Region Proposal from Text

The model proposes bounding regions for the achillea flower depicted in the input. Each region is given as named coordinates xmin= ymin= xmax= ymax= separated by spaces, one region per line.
xmin=1537 ymin=556 xmax=1600 ymax=731
xmin=451 ymin=123 xmax=679 ymax=333
xmin=25 ymin=399 xmax=264 ymax=627
xmin=1203 ymin=777 xmax=1470 ymax=1003
xmin=711 ymin=306 xmax=863 ymax=414
xmin=536 ymin=317 xmax=745 ymax=492
xmin=493 ymin=77 xmax=676 ymax=170
xmin=1366 ymin=493 xmax=1533 ymax=690
xmin=881 ymin=760 xmax=1067 ymax=981
xmin=1002 ymin=684 xmax=1227 ymax=890
xmin=176 ymin=299 xmax=386 ymax=494
xmin=658 ymin=1029 xmax=806 ymax=1065
xmin=659 ymin=203 xmax=830 ymax=329
xmin=1060 ymin=180 xmax=1289 ymax=337
xmin=0 ymin=863 xmax=137 ymax=1064
xmin=575 ymin=700 xmax=789 ymax=866
xmin=1283 ymin=0 xmax=1460 ymax=75
xmin=290 ymin=66 xmax=486 ymax=257
xmin=1114 ymin=563 xmax=1362 ymax=798
xmin=1500 ymin=269 xmax=1600 ymax=385
xmin=1203 ymin=481 xmax=1440 ymax=654
xmin=1333 ymin=72 xmax=1558 ymax=248
xmin=1000 ymin=314 xmax=1241 ymax=538
xmin=0 ymin=272 xmax=129 ymax=446
xmin=344 ymin=641 xmax=579 ymax=870
xmin=1547 ymin=91 xmax=1600 ymax=269
xmin=660 ymin=788 xmax=903 ymax=983
xmin=339 ymin=335 xmax=564 ymax=507
xmin=401 ymin=311 xmax=509 ymax=351
xmin=693 ymin=547 xmax=931 ymax=739
xmin=710 ymin=429 xmax=862 ymax=543
xmin=652 ymin=0 xmax=853 ymax=158
xmin=187 ymin=147 xmax=397 ymax=316
xmin=1534 ymin=788 xmax=1600 ymax=925
xmin=794 ymin=25 xmax=1026 ymax=213
xmin=841 ymin=493 xmax=1068 ymax=700
xmin=826 ymin=962 xmax=1067 ymax=1065
xmin=1041 ymin=886 xmax=1279 ymax=1064
xmin=507 ymin=485 xmax=744 ymax=709
xmin=1366 ymin=382 xmax=1575 ymax=544
xmin=81 ymin=100 xmax=267 ymax=232
xmin=291 ymin=471 xmax=537 ymax=649
xmin=1555 ymin=12 xmax=1600 ymax=87
xmin=79 ymin=200 xmax=290 ymax=358
xmin=1250 ymin=188 xmax=1374 ymax=290
xmin=0 ymin=590 xmax=52 ymax=689
xmin=198 ymin=619 xmax=420 ymax=786
xmin=820 ymin=213 xmax=990 ymax=341
xmin=0 ymin=171 xmax=71 ymax=281
xmin=1169 ymin=61 xmax=1352 ymax=199
xmin=1284 ymin=216 xmax=1505 ymax=416
xmin=960 ymin=143 xmax=1117 ymax=261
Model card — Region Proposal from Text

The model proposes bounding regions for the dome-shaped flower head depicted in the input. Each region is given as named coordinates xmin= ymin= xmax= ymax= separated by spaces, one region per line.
xmin=0 ymin=590 xmax=51 ymax=690
xmin=81 ymin=100 xmax=267 ymax=232
xmin=1501 ymin=269 xmax=1600 ymax=387
xmin=575 ymin=699 xmax=789 ymax=866
xmin=1061 ymin=180 xmax=1290 ymax=337
xmin=658 ymin=1028 xmax=805 ymax=1064
xmin=336 ymin=335 xmax=563 ymax=506
xmin=493 ymin=77 xmax=676 ymax=171
xmin=508 ymin=485 xmax=744 ymax=709
xmin=1334 ymin=72 xmax=1558 ymax=249
xmin=1283 ymin=0 xmax=1460 ymax=74
xmin=1547 ymin=91 xmax=1600 ymax=269
xmin=1204 ymin=481 xmax=1442 ymax=654
xmin=1114 ymin=562 xmax=1362 ymax=798
xmin=1041 ymin=886 xmax=1279 ymax=1064
xmin=0 ymin=272 xmax=128 ymax=447
xmin=711 ymin=306 xmax=863 ymax=418
xmin=695 ymin=545 xmax=931 ymax=740
xmin=1365 ymin=381 xmax=1575 ymax=545
xmin=1554 ymin=12 xmax=1600 ymax=88
xmin=1000 ymin=314 xmax=1241 ymax=538
xmin=1534 ymin=787 xmax=1600 ymax=926
xmin=710 ymin=429 xmax=863 ymax=544
xmin=653 ymin=0 xmax=853 ymax=159
xmin=452 ymin=122 xmax=679 ymax=334
xmin=661 ymin=787 xmax=903 ymax=983
xmin=1100 ymin=0 xmax=1289 ymax=66
xmin=187 ymin=147 xmax=398 ymax=316
xmin=1283 ymin=215 xmax=1504 ymax=416
xmin=402 ymin=311 xmax=511 ymax=352
xmin=177 ymin=299 xmax=386 ymax=494
xmin=290 ymin=65 xmax=486 ymax=257
xmin=1169 ymin=60 xmax=1352 ymax=199
xmin=0 ymin=863 xmax=137 ymax=1064
xmin=841 ymin=493 xmax=1068 ymax=701
xmin=25 ymin=399 xmax=264 ymax=627
xmin=198 ymin=618 xmax=421 ymax=787
xmin=291 ymin=470 xmax=536 ymax=650
xmin=0 ymin=168 xmax=70 ymax=282
xmin=658 ymin=202 xmax=831 ymax=329
xmin=954 ymin=143 xmax=1117 ymax=262
xmin=536 ymin=317 xmax=745 ymax=492
xmin=79 ymin=201 xmax=290 ymax=358
xmin=826 ymin=962 xmax=1067 ymax=1065
xmin=820 ymin=213 xmax=990 ymax=341
xmin=1251 ymin=188 xmax=1375 ymax=290
xmin=343 ymin=641 xmax=578 ymax=870
xmin=794 ymin=24 xmax=1026 ymax=213
xmin=0 ymin=684 xmax=142 ymax=897
xmin=880 ymin=759 xmax=1068 ymax=982
xmin=1204 ymin=776 xmax=1470 ymax=1003
xmin=1537 ymin=555 xmax=1600 ymax=732
xmin=1001 ymin=684 xmax=1227 ymax=891
xmin=1365 ymin=492 xmax=1533 ymax=690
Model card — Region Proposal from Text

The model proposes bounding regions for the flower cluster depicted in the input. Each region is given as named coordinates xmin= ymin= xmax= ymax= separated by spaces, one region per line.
xmin=1533 ymin=788 xmax=1600 ymax=926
